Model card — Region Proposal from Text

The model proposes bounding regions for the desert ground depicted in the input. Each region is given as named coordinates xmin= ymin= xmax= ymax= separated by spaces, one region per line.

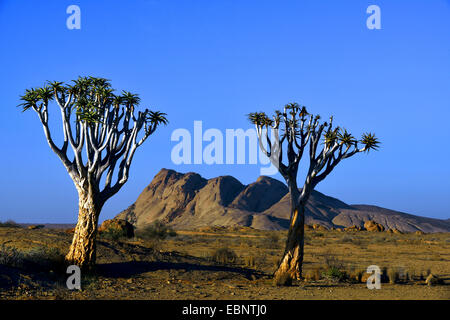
xmin=0 ymin=224 xmax=449 ymax=300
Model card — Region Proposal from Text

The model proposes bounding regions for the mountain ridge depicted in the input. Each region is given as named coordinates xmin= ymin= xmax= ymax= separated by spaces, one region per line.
xmin=115 ymin=169 xmax=450 ymax=233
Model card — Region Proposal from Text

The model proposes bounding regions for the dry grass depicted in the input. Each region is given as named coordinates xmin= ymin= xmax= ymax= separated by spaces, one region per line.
xmin=0 ymin=226 xmax=448 ymax=299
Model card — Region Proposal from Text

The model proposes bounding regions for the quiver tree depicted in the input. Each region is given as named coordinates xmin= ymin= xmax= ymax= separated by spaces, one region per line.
xmin=19 ymin=76 xmax=168 ymax=269
xmin=248 ymin=103 xmax=379 ymax=281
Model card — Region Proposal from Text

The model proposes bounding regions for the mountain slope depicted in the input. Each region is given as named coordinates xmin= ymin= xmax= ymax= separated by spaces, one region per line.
xmin=116 ymin=169 xmax=450 ymax=233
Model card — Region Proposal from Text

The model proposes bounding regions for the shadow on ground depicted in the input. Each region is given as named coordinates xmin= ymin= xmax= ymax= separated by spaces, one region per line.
xmin=96 ymin=260 xmax=263 ymax=280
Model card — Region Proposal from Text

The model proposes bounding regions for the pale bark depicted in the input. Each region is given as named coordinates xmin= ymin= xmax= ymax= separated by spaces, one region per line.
xmin=23 ymin=80 xmax=163 ymax=268
xmin=65 ymin=190 xmax=103 ymax=269
xmin=252 ymin=105 xmax=368 ymax=282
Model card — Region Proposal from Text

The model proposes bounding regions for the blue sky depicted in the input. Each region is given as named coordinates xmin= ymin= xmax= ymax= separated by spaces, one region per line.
xmin=0 ymin=0 xmax=449 ymax=223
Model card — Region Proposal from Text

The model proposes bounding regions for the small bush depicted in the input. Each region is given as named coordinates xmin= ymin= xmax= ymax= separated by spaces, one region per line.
xmin=323 ymin=252 xmax=345 ymax=270
xmin=273 ymin=272 xmax=293 ymax=286
xmin=244 ymin=255 xmax=256 ymax=268
xmin=0 ymin=220 xmax=21 ymax=228
xmin=388 ymin=268 xmax=400 ymax=284
xmin=100 ymin=228 xmax=128 ymax=242
xmin=305 ymin=266 xmax=323 ymax=281
xmin=23 ymin=246 xmax=66 ymax=273
xmin=265 ymin=233 xmax=280 ymax=247
xmin=0 ymin=244 xmax=65 ymax=273
xmin=136 ymin=221 xmax=177 ymax=240
xmin=0 ymin=244 xmax=23 ymax=267
xmin=322 ymin=267 xmax=347 ymax=282
xmin=211 ymin=247 xmax=237 ymax=264
xmin=340 ymin=235 xmax=354 ymax=243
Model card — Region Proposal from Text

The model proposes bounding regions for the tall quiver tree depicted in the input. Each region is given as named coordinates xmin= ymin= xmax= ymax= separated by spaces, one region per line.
xmin=249 ymin=103 xmax=379 ymax=281
xmin=19 ymin=77 xmax=168 ymax=269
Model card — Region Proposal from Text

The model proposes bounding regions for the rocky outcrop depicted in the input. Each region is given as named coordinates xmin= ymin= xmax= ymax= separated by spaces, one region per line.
xmin=114 ymin=169 xmax=450 ymax=233
xmin=364 ymin=220 xmax=385 ymax=232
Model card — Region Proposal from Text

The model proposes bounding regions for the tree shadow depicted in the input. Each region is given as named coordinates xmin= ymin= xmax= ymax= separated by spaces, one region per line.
xmin=96 ymin=260 xmax=263 ymax=280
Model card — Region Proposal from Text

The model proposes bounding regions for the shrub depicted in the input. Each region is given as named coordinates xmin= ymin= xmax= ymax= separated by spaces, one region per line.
xmin=0 ymin=244 xmax=65 ymax=273
xmin=22 ymin=246 xmax=66 ymax=272
xmin=0 ymin=244 xmax=23 ymax=267
xmin=323 ymin=252 xmax=345 ymax=270
xmin=273 ymin=272 xmax=293 ymax=286
xmin=266 ymin=233 xmax=280 ymax=247
xmin=244 ymin=255 xmax=256 ymax=268
xmin=340 ymin=235 xmax=354 ymax=243
xmin=100 ymin=227 xmax=128 ymax=242
xmin=305 ymin=266 xmax=323 ymax=281
xmin=0 ymin=220 xmax=21 ymax=228
xmin=322 ymin=267 xmax=347 ymax=282
xmin=211 ymin=247 xmax=237 ymax=264
xmin=388 ymin=268 xmax=400 ymax=284
xmin=136 ymin=221 xmax=177 ymax=240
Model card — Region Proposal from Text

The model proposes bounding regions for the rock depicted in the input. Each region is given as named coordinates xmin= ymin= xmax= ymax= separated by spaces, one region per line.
xmin=65 ymin=227 xmax=75 ymax=234
xmin=98 ymin=219 xmax=134 ymax=238
xmin=344 ymin=225 xmax=363 ymax=232
xmin=364 ymin=220 xmax=385 ymax=232
xmin=28 ymin=225 xmax=45 ymax=230
xmin=415 ymin=230 xmax=425 ymax=235
xmin=312 ymin=224 xmax=328 ymax=231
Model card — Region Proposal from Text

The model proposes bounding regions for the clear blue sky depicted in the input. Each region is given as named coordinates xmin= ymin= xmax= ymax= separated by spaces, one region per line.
xmin=0 ymin=0 xmax=449 ymax=223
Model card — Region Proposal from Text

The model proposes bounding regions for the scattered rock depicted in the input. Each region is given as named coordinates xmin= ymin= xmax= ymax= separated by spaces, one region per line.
xmin=364 ymin=220 xmax=385 ymax=232
xmin=27 ymin=225 xmax=45 ymax=230
xmin=344 ymin=225 xmax=363 ymax=232
xmin=312 ymin=224 xmax=328 ymax=231
xmin=65 ymin=227 xmax=75 ymax=234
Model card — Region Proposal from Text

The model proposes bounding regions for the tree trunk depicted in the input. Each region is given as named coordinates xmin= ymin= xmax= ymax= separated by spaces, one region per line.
xmin=65 ymin=190 xmax=103 ymax=269
xmin=274 ymin=202 xmax=306 ymax=281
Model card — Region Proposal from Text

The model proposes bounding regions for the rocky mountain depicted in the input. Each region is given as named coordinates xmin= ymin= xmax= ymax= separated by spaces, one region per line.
xmin=116 ymin=169 xmax=450 ymax=233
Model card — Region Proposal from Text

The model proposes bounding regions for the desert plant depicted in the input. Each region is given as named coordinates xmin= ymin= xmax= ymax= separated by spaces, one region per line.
xmin=100 ymin=227 xmax=128 ymax=242
xmin=322 ymin=266 xmax=347 ymax=282
xmin=23 ymin=246 xmax=66 ymax=272
xmin=0 ymin=220 xmax=22 ymax=228
xmin=244 ymin=255 xmax=256 ymax=268
xmin=273 ymin=272 xmax=293 ymax=286
xmin=249 ymin=103 xmax=379 ymax=280
xmin=211 ymin=247 xmax=237 ymax=264
xmin=0 ymin=244 xmax=65 ymax=273
xmin=19 ymin=77 xmax=168 ymax=269
xmin=388 ymin=268 xmax=400 ymax=284
xmin=266 ymin=233 xmax=280 ymax=246
xmin=0 ymin=244 xmax=24 ymax=267
xmin=136 ymin=221 xmax=177 ymax=240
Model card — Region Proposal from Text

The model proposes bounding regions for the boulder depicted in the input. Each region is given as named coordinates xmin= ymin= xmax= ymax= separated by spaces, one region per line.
xmin=364 ymin=220 xmax=385 ymax=232
xmin=312 ymin=224 xmax=328 ymax=231
xmin=28 ymin=225 xmax=45 ymax=230
xmin=98 ymin=219 xmax=134 ymax=238
xmin=344 ymin=225 xmax=363 ymax=232
xmin=65 ymin=227 xmax=75 ymax=234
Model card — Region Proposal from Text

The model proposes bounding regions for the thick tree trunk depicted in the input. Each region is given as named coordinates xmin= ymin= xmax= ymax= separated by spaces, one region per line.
xmin=65 ymin=190 xmax=103 ymax=269
xmin=274 ymin=202 xmax=306 ymax=281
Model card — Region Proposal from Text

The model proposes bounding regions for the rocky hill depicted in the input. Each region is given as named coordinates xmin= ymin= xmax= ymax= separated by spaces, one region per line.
xmin=116 ymin=169 xmax=450 ymax=233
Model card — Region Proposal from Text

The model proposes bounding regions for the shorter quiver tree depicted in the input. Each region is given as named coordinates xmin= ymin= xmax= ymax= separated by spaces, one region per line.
xmin=248 ymin=103 xmax=379 ymax=281
xmin=19 ymin=76 xmax=168 ymax=269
